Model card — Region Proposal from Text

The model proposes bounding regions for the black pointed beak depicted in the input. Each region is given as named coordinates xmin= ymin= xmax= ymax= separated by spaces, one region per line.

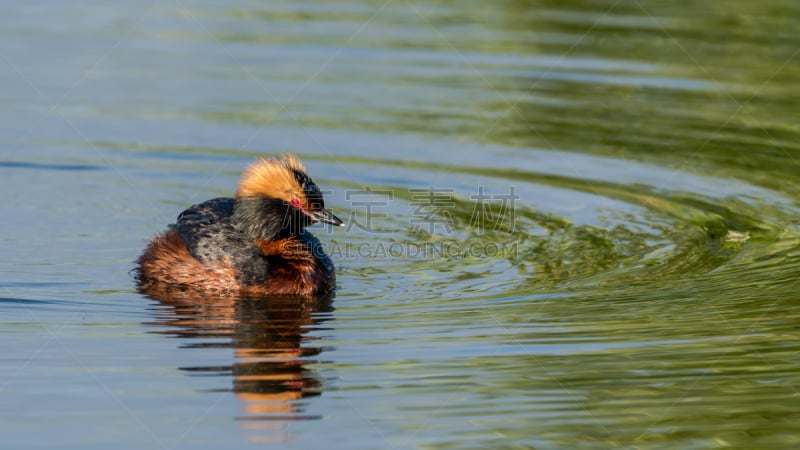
xmin=311 ymin=208 xmax=345 ymax=227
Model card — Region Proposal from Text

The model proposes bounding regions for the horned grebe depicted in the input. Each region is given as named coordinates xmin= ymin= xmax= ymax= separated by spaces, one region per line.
xmin=136 ymin=154 xmax=343 ymax=296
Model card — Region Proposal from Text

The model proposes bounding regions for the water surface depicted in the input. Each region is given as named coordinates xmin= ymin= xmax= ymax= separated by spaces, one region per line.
xmin=2 ymin=1 xmax=800 ymax=449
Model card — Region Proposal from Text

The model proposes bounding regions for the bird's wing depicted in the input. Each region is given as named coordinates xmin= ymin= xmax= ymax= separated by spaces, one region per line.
xmin=173 ymin=197 xmax=242 ymax=263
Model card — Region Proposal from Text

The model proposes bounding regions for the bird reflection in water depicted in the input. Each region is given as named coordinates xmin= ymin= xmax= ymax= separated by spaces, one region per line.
xmin=141 ymin=285 xmax=334 ymax=443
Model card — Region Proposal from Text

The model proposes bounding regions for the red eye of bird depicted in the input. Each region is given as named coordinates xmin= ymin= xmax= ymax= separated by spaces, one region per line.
xmin=290 ymin=198 xmax=302 ymax=208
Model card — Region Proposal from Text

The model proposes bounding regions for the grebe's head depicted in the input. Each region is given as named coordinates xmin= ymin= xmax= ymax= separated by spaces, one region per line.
xmin=234 ymin=154 xmax=344 ymax=239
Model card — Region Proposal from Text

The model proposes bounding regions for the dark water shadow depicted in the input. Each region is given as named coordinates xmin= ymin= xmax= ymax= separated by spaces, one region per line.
xmin=0 ymin=161 xmax=103 ymax=171
xmin=140 ymin=285 xmax=335 ymax=442
xmin=0 ymin=297 xmax=57 ymax=305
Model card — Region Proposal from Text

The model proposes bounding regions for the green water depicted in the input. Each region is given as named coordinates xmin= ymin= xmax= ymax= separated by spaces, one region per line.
xmin=2 ymin=1 xmax=800 ymax=449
